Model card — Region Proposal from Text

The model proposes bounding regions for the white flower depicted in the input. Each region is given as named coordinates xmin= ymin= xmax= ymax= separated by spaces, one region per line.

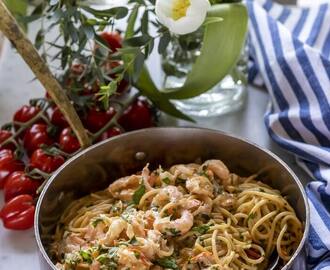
xmin=155 ymin=0 xmax=211 ymax=35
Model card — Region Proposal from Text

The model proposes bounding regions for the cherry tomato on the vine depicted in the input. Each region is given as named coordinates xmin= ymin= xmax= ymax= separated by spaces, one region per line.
xmin=97 ymin=127 xmax=122 ymax=142
xmin=0 ymin=149 xmax=25 ymax=189
xmin=30 ymin=149 xmax=65 ymax=173
xmin=14 ymin=105 xmax=41 ymax=124
xmin=4 ymin=171 xmax=40 ymax=202
xmin=23 ymin=124 xmax=54 ymax=155
xmin=118 ymin=99 xmax=155 ymax=131
xmin=59 ymin=128 xmax=81 ymax=154
xmin=0 ymin=130 xmax=15 ymax=151
xmin=50 ymin=107 xmax=69 ymax=128
xmin=0 ymin=194 xmax=35 ymax=230
xmin=100 ymin=32 xmax=122 ymax=52
xmin=84 ymin=107 xmax=116 ymax=133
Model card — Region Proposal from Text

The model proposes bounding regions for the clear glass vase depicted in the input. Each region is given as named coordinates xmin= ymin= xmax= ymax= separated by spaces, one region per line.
xmin=162 ymin=30 xmax=248 ymax=117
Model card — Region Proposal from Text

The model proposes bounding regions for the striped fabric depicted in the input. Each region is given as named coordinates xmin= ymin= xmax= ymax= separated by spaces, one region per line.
xmin=247 ymin=0 xmax=330 ymax=268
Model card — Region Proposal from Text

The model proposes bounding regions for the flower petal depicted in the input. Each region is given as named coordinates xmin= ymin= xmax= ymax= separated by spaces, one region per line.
xmin=155 ymin=0 xmax=211 ymax=35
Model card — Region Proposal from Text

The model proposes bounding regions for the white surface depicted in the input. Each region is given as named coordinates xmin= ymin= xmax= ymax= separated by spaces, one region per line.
xmin=0 ymin=13 xmax=311 ymax=270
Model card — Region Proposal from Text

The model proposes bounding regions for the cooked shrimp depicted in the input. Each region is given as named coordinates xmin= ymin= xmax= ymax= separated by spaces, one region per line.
xmin=193 ymin=196 xmax=213 ymax=215
xmin=170 ymin=164 xmax=199 ymax=179
xmin=154 ymin=210 xmax=194 ymax=235
xmin=64 ymin=234 xmax=87 ymax=253
xmin=100 ymin=217 xmax=127 ymax=246
xmin=202 ymin=159 xmax=230 ymax=184
xmin=213 ymin=193 xmax=237 ymax=211
xmin=134 ymin=237 xmax=158 ymax=259
xmin=186 ymin=175 xmax=214 ymax=197
xmin=159 ymin=170 xmax=176 ymax=185
xmin=152 ymin=185 xmax=183 ymax=207
xmin=191 ymin=251 xmax=214 ymax=266
xmin=117 ymin=246 xmax=151 ymax=270
xmin=108 ymin=175 xmax=140 ymax=201
xmin=180 ymin=195 xmax=213 ymax=216
xmin=180 ymin=198 xmax=201 ymax=210
xmin=142 ymin=164 xmax=153 ymax=191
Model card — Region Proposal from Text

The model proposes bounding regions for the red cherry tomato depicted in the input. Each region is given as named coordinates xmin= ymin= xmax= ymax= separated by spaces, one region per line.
xmin=50 ymin=107 xmax=69 ymax=128
xmin=0 ymin=130 xmax=15 ymax=151
xmin=118 ymin=99 xmax=155 ymax=131
xmin=14 ymin=105 xmax=41 ymax=124
xmin=4 ymin=171 xmax=40 ymax=202
xmin=59 ymin=128 xmax=81 ymax=154
xmin=23 ymin=124 xmax=54 ymax=155
xmin=84 ymin=107 xmax=116 ymax=133
xmin=97 ymin=127 xmax=122 ymax=142
xmin=0 ymin=194 xmax=35 ymax=230
xmin=30 ymin=149 xmax=65 ymax=173
xmin=0 ymin=149 xmax=25 ymax=189
xmin=100 ymin=32 xmax=122 ymax=52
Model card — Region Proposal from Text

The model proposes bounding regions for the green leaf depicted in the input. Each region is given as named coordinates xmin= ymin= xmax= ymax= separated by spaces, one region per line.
xmin=123 ymin=5 xmax=139 ymax=78
xmin=61 ymin=46 xmax=70 ymax=69
xmin=97 ymin=80 xmax=118 ymax=109
xmin=141 ymin=10 xmax=149 ymax=34
xmin=125 ymin=5 xmax=139 ymax=39
xmin=82 ymin=25 xmax=95 ymax=40
xmin=94 ymin=34 xmax=111 ymax=51
xmin=133 ymin=52 xmax=145 ymax=83
xmin=81 ymin=6 xmax=128 ymax=19
xmin=4 ymin=0 xmax=27 ymax=17
xmin=134 ymin=67 xmax=194 ymax=122
xmin=132 ymin=184 xmax=145 ymax=205
xmin=203 ymin=16 xmax=223 ymax=26
xmin=124 ymin=35 xmax=151 ymax=47
xmin=158 ymin=32 xmax=171 ymax=55
xmin=163 ymin=3 xmax=248 ymax=99
xmin=4 ymin=0 xmax=28 ymax=30
xmin=35 ymin=29 xmax=45 ymax=50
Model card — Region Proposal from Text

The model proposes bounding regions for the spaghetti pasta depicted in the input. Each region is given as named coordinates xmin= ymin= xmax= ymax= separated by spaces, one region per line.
xmin=51 ymin=159 xmax=303 ymax=270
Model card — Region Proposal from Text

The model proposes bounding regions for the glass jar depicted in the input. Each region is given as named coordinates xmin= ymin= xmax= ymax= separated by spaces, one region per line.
xmin=162 ymin=29 xmax=248 ymax=117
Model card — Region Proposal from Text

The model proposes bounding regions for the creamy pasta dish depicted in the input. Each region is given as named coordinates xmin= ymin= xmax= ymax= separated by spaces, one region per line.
xmin=52 ymin=159 xmax=303 ymax=270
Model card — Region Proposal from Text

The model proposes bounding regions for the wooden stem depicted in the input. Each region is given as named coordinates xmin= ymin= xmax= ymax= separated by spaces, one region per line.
xmin=0 ymin=1 xmax=91 ymax=148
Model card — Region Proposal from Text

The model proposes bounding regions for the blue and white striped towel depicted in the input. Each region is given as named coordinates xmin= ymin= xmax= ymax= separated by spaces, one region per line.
xmin=247 ymin=0 xmax=330 ymax=268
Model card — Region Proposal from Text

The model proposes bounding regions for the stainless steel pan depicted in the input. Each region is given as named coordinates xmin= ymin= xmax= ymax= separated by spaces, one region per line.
xmin=35 ymin=127 xmax=309 ymax=269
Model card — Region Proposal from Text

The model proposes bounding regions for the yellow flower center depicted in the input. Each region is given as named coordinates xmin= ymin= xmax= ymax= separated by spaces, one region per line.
xmin=172 ymin=0 xmax=191 ymax=21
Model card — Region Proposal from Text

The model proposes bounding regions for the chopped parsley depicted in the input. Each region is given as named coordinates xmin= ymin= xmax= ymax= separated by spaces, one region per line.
xmin=133 ymin=251 xmax=141 ymax=259
xmin=79 ymin=249 xmax=93 ymax=264
xmin=162 ymin=177 xmax=171 ymax=185
xmin=91 ymin=217 xmax=104 ymax=227
xmin=129 ymin=236 xmax=138 ymax=245
xmin=247 ymin=212 xmax=256 ymax=221
xmin=198 ymin=171 xmax=209 ymax=178
xmin=164 ymin=227 xmax=181 ymax=237
xmin=132 ymin=184 xmax=146 ymax=205
xmin=192 ymin=224 xmax=212 ymax=235
xmin=96 ymin=247 xmax=118 ymax=269
xmin=64 ymin=253 xmax=81 ymax=267
xmin=154 ymin=256 xmax=179 ymax=270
